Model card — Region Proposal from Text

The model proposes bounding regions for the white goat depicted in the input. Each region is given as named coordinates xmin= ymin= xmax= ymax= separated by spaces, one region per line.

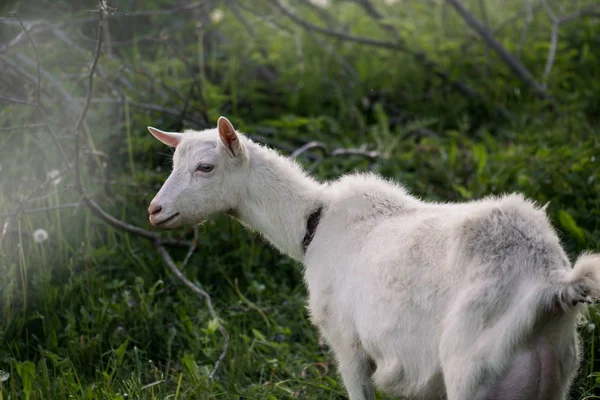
xmin=147 ymin=117 xmax=600 ymax=400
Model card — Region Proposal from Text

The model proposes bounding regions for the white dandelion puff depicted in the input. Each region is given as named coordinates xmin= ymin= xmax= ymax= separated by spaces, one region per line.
xmin=210 ymin=9 xmax=224 ymax=24
xmin=33 ymin=228 xmax=48 ymax=244
xmin=47 ymin=169 xmax=62 ymax=185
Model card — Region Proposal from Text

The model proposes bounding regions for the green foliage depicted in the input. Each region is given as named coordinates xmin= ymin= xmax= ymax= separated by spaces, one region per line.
xmin=1 ymin=0 xmax=600 ymax=398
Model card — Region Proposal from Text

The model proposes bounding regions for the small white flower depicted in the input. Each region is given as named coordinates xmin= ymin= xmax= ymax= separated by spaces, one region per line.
xmin=383 ymin=0 xmax=399 ymax=5
xmin=210 ymin=9 xmax=224 ymax=24
xmin=47 ymin=169 xmax=62 ymax=185
xmin=309 ymin=0 xmax=329 ymax=7
xmin=33 ymin=228 xmax=48 ymax=244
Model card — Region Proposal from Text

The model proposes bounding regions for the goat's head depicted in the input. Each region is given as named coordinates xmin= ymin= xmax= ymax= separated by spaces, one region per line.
xmin=147 ymin=116 xmax=246 ymax=229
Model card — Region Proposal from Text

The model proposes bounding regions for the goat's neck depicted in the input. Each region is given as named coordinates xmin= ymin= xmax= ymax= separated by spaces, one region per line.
xmin=235 ymin=149 xmax=323 ymax=262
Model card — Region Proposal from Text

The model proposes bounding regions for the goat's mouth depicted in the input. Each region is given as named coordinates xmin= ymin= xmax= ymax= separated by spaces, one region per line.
xmin=152 ymin=212 xmax=180 ymax=228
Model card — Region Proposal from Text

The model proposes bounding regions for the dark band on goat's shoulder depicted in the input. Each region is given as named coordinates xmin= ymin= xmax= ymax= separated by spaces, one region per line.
xmin=303 ymin=206 xmax=323 ymax=252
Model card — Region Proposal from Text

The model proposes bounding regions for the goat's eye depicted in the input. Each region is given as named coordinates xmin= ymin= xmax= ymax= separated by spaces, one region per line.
xmin=196 ymin=163 xmax=214 ymax=173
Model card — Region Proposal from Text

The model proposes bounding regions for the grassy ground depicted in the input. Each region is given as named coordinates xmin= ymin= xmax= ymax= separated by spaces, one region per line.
xmin=1 ymin=0 xmax=600 ymax=398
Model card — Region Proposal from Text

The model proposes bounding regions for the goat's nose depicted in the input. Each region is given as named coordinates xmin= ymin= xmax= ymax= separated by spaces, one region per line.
xmin=148 ymin=203 xmax=163 ymax=216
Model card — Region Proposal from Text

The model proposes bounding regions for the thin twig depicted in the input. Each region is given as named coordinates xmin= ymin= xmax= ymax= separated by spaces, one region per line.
xmin=4 ymin=7 xmax=224 ymax=380
xmin=1 ymin=0 xmax=209 ymax=51
xmin=84 ymin=98 xmax=207 ymax=127
xmin=477 ymin=0 xmax=490 ymax=76
xmin=461 ymin=0 xmax=556 ymax=53
xmin=2 ymin=54 xmax=81 ymax=117
xmin=3 ymin=15 xmax=75 ymax=178
xmin=539 ymin=2 xmax=599 ymax=88
xmin=82 ymin=196 xmax=192 ymax=247
xmin=74 ymin=3 xmax=105 ymax=192
xmin=270 ymin=0 xmax=409 ymax=52
xmin=4 ymin=5 xmax=194 ymax=250
xmin=290 ymin=141 xmax=379 ymax=161
xmin=157 ymin=244 xmax=229 ymax=379
xmin=0 ymin=94 xmax=37 ymax=106
xmin=0 ymin=203 xmax=82 ymax=219
xmin=542 ymin=22 xmax=559 ymax=88
xmin=558 ymin=4 xmax=600 ymax=24
xmin=445 ymin=0 xmax=550 ymax=100
xmin=178 ymin=82 xmax=196 ymax=131
xmin=269 ymin=0 xmax=511 ymax=120
xmin=353 ymin=0 xmax=401 ymax=41
xmin=516 ymin=0 xmax=534 ymax=59
xmin=179 ymin=226 xmax=200 ymax=270
xmin=8 ymin=14 xmax=41 ymax=106
xmin=289 ymin=141 xmax=329 ymax=160
xmin=0 ymin=123 xmax=46 ymax=131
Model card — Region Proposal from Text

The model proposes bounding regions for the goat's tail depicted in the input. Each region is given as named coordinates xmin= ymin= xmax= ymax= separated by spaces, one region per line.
xmin=554 ymin=253 xmax=600 ymax=311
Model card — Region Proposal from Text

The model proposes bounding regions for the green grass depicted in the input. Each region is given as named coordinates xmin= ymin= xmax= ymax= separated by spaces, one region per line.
xmin=1 ymin=0 xmax=600 ymax=398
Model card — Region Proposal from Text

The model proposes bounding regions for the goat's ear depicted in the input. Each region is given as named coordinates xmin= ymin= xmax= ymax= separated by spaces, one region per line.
xmin=147 ymin=127 xmax=182 ymax=147
xmin=217 ymin=116 xmax=241 ymax=157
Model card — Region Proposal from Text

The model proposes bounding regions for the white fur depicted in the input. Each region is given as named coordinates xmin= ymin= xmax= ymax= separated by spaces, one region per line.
xmin=148 ymin=118 xmax=600 ymax=400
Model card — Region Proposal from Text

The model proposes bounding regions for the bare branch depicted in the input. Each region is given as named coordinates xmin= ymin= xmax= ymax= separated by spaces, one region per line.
xmin=541 ymin=0 xmax=558 ymax=21
xmin=0 ymin=19 xmax=47 ymax=54
xmin=0 ymin=13 xmax=42 ymax=108
xmin=3 ymin=5 xmax=195 ymax=251
xmin=539 ymin=2 xmax=599 ymax=88
xmin=269 ymin=0 xmax=409 ymax=52
xmin=290 ymin=140 xmax=379 ymax=172
xmin=0 ymin=94 xmax=37 ymax=106
xmin=445 ymin=0 xmax=550 ymax=100
xmin=543 ymin=22 xmax=559 ymax=88
xmin=1 ymin=54 xmax=81 ymax=116
xmin=0 ymin=203 xmax=82 ymax=219
xmin=289 ymin=141 xmax=330 ymax=160
xmin=2 ymin=15 xmax=75 ymax=177
xmin=558 ymin=4 xmax=600 ymax=23
xmin=461 ymin=0 xmax=557 ymax=53
xmin=477 ymin=0 xmax=490 ymax=76
xmin=179 ymin=226 xmax=200 ymax=270
xmin=269 ymin=0 xmax=511 ymax=120
xmin=352 ymin=0 xmax=401 ymax=41
xmin=0 ymin=123 xmax=46 ymax=131
xmin=157 ymin=244 xmax=229 ymax=379
xmin=84 ymin=98 xmax=207 ymax=128
xmin=516 ymin=0 xmax=534 ymax=59
xmin=81 ymin=196 xmax=192 ymax=247
xmin=73 ymin=2 xmax=106 ymax=193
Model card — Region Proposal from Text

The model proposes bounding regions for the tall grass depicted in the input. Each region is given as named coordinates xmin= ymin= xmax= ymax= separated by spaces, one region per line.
xmin=0 ymin=0 xmax=599 ymax=398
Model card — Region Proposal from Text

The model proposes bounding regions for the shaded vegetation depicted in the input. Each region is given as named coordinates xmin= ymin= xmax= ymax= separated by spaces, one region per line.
xmin=0 ymin=0 xmax=599 ymax=398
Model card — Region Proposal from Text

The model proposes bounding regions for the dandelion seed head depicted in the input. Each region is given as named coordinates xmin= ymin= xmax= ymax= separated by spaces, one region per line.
xmin=211 ymin=9 xmax=224 ymax=23
xmin=33 ymin=228 xmax=48 ymax=243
